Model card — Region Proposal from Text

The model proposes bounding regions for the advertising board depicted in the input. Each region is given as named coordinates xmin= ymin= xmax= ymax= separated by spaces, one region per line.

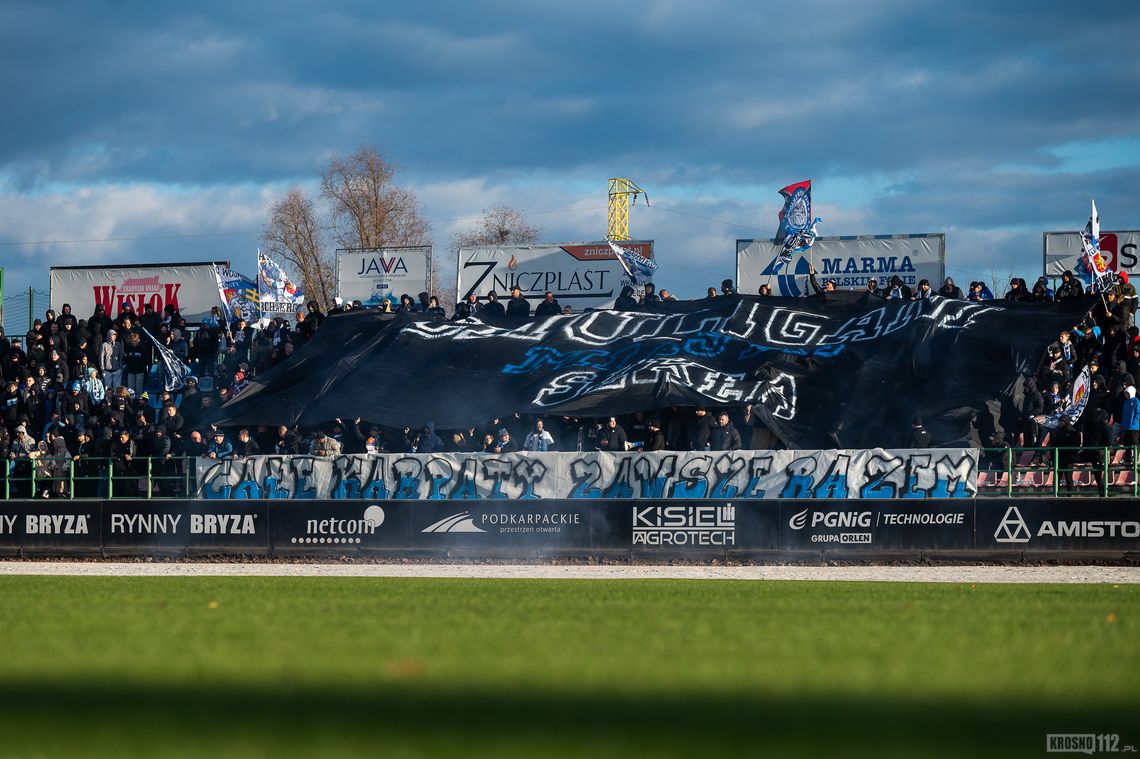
xmin=457 ymin=241 xmax=654 ymax=311
xmin=336 ymin=246 xmax=431 ymax=309
xmin=737 ymin=235 xmax=945 ymax=297
xmin=1043 ymin=231 xmax=1140 ymax=278
xmin=50 ymin=262 xmax=227 ymax=322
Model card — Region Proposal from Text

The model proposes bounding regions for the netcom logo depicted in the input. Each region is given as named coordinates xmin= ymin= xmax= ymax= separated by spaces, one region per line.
xmin=994 ymin=506 xmax=1031 ymax=543
xmin=789 ymin=508 xmax=809 ymax=530
xmin=422 ymin=512 xmax=486 ymax=534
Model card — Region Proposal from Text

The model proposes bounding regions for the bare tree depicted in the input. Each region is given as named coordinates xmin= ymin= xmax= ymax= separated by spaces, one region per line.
xmin=453 ymin=204 xmax=541 ymax=248
xmin=262 ymin=187 xmax=334 ymax=309
xmin=321 ymin=146 xmax=431 ymax=251
xmin=436 ymin=205 xmax=542 ymax=312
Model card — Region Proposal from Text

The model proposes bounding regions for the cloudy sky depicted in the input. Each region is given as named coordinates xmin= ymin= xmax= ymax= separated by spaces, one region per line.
xmin=2 ymin=0 xmax=1139 ymax=305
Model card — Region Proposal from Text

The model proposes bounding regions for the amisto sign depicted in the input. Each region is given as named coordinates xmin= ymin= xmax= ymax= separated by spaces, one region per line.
xmin=457 ymin=241 xmax=654 ymax=311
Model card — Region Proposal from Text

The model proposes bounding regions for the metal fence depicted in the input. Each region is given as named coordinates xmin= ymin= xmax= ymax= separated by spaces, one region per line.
xmin=2 ymin=456 xmax=198 ymax=500
xmin=1 ymin=447 xmax=1138 ymax=500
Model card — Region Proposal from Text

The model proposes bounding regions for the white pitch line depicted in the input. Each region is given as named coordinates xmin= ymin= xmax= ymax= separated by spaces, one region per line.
xmin=0 ymin=562 xmax=1137 ymax=584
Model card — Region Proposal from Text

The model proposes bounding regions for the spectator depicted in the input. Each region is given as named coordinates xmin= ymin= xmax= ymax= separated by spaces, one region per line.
xmin=758 ymin=284 xmax=772 ymax=297
xmin=233 ymin=428 xmax=261 ymax=458
xmin=1031 ymin=277 xmax=1054 ymax=302
xmin=309 ymin=430 xmax=341 ymax=457
xmin=425 ymin=296 xmax=446 ymax=320
xmin=534 ymin=292 xmax=562 ymax=318
xmin=914 ymin=279 xmax=933 ymax=300
xmin=206 ymin=430 xmax=233 ymax=460
xmin=1122 ymin=386 xmax=1139 ymax=464
xmin=644 ymin=417 xmax=666 ymax=451
xmin=523 ymin=419 xmax=555 ymax=452
xmin=938 ymin=277 xmax=963 ymax=299
xmin=397 ymin=294 xmax=417 ymax=313
xmin=596 ymin=416 xmax=628 ymax=452
xmin=865 ymin=278 xmax=880 ymax=297
xmin=416 ymin=421 xmax=445 ymax=453
xmin=1055 ymin=270 xmax=1085 ymax=300
xmin=968 ymin=281 xmax=995 ymax=301
xmin=690 ymin=408 xmax=713 ymax=451
xmin=641 ymin=283 xmax=660 ymax=305
xmin=1004 ymin=278 xmax=1030 ymax=301
xmin=506 ymin=286 xmax=530 ymax=319
xmin=659 ymin=288 xmax=677 ymax=301
xmin=482 ymin=291 xmax=506 ymax=318
xmin=883 ymin=276 xmax=913 ymax=301
xmin=492 ymin=427 xmax=519 ymax=454
xmin=720 ymin=279 xmax=736 ymax=296
xmin=100 ymin=330 xmax=123 ymax=389
xmin=705 ymin=287 xmax=718 ymax=298
xmin=615 ymin=286 xmax=639 ymax=310
xmin=455 ymin=294 xmax=481 ymax=320
xmin=709 ymin=411 xmax=742 ymax=451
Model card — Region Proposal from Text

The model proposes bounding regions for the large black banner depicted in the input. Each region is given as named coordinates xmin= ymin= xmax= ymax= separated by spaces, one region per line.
xmin=212 ymin=295 xmax=1084 ymax=449
xmin=0 ymin=499 xmax=1137 ymax=556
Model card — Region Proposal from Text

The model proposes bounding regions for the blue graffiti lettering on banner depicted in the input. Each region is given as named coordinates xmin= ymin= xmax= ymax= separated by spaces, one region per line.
xmin=194 ymin=450 xmax=977 ymax=500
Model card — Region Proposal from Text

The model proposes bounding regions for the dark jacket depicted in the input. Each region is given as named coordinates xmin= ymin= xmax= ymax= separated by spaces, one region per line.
xmin=417 ymin=421 xmax=445 ymax=453
xmin=614 ymin=286 xmax=639 ymax=311
xmin=506 ymin=296 xmax=531 ymax=319
xmin=709 ymin=422 xmax=742 ymax=451
xmin=534 ymin=299 xmax=562 ymax=318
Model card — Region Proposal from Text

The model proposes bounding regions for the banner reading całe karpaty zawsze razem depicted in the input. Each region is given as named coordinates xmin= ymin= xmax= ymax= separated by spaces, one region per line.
xmin=50 ymin=262 xmax=229 ymax=322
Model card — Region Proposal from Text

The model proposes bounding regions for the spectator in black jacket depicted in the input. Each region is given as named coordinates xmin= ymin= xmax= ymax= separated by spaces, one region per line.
xmin=506 ymin=286 xmax=530 ymax=320
xmin=1056 ymin=270 xmax=1085 ymax=300
xmin=596 ymin=416 xmax=628 ymax=452
xmin=938 ymin=277 xmax=964 ymax=299
xmin=482 ymin=292 xmax=506 ymax=318
xmin=615 ymin=286 xmax=638 ymax=310
xmin=534 ymin=291 xmax=562 ymax=318
xmin=709 ymin=411 xmax=742 ymax=451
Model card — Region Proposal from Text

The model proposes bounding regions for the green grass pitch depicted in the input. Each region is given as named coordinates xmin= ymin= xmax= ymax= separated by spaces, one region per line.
xmin=0 ymin=576 xmax=1135 ymax=758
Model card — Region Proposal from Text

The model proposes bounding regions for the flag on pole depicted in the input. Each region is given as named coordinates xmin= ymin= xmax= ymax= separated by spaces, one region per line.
xmin=607 ymin=240 xmax=658 ymax=285
xmin=257 ymin=251 xmax=305 ymax=320
xmin=214 ymin=265 xmax=260 ymax=324
xmin=774 ymin=180 xmax=822 ymax=259
xmin=1080 ymin=200 xmax=1112 ymax=288
xmin=141 ymin=328 xmax=192 ymax=392
xmin=1034 ymin=364 xmax=1091 ymax=430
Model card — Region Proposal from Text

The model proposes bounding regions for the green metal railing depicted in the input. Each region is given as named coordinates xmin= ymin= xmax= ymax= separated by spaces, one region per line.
xmin=977 ymin=446 xmax=1138 ymax=498
xmin=2 ymin=456 xmax=197 ymax=500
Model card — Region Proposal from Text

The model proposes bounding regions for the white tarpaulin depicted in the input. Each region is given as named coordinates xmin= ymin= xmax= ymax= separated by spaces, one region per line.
xmin=50 ymin=262 xmax=228 ymax=322
xmin=336 ymin=247 xmax=432 ymax=309
xmin=457 ymin=241 xmax=654 ymax=311
xmin=737 ymin=235 xmax=946 ymax=297
xmin=1043 ymin=231 xmax=1140 ymax=278
xmin=196 ymin=448 xmax=978 ymax=500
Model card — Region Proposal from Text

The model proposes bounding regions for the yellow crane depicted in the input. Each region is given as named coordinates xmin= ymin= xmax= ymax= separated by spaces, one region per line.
xmin=607 ymin=178 xmax=648 ymax=241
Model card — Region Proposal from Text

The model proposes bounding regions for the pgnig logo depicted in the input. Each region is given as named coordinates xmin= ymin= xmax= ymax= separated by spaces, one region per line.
xmin=761 ymin=255 xmax=811 ymax=297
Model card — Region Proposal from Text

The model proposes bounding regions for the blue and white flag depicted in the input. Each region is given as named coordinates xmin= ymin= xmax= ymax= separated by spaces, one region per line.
xmin=257 ymin=251 xmax=305 ymax=319
xmin=775 ymin=180 xmax=822 ymax=257
xmin=141 ymin=328 xmax=192 ymax=392
xmin=607 ymin=240 xmax=659 ymax=285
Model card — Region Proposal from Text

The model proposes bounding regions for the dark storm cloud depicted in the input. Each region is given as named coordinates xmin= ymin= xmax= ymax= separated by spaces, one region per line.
xmin=3 ymin=0 xmax=1138 ymax=187
xmin=1 ymin=0 xmax=1139 ymax=298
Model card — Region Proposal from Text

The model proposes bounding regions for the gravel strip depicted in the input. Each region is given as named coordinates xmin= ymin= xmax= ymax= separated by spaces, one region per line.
xmin=0 ymin=561 xmax=1136 ymax=583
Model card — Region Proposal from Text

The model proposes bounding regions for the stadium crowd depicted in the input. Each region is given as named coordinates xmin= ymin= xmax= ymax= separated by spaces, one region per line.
xmin=1 ymin=268 xmax=1138 ymax=498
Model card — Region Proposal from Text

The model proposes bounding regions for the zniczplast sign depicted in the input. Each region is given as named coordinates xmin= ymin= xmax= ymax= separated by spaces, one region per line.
xmin=1043 ymin=231 xmax=1140 ymax=278
xmin=457 ymin=241 xmax=654 ymax=311
xmin=737 ymin=235 xmax=945 ymax=297
xmin=51 ymin=262 xmax=228 ymax=321
xmin=336 ymin=246 xmax=432 ymax=308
